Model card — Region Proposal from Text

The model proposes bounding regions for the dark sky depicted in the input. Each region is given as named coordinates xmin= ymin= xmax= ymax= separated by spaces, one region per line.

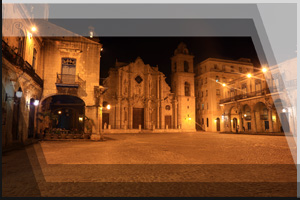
xmin=98 ymin=37 xmax=261 ymax=85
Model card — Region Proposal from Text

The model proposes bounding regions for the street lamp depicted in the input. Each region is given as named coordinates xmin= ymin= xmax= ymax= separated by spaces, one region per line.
xmin=247 ymin=73 xmax=252 ymax=78
xmin=31 ymin=26 xmax=37 ymax=32
xmin=262 ymin=67 xmax=268 ymax=73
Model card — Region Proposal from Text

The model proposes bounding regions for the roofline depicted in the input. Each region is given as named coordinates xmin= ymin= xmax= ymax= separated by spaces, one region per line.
xmin=197 ymin=57 xmax=255 ymax=67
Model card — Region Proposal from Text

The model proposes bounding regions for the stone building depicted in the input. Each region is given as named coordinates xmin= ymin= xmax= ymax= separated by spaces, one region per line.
xmin=102 ymin=43 xmax=197 ymax=132
xmin=219 ymin=59 xmax=296 ymax=134
xmin=194 ymin=57 xmax=256 ymax=132
xmin=2 ymin=4 xmax=47 ymax=148
xmin=2 ymin=4 xmax=104 ymax=149
xmin=102 ymin=57 xmax=176 ymax=132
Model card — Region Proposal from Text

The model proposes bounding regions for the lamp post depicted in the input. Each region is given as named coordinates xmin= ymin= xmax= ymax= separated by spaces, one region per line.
xmin=92 ymin=86 xmax=108 ymax=141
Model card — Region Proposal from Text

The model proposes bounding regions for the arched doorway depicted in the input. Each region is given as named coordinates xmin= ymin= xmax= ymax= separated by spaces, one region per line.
xmin=40 ymin=95 xmax=85 ymax=133
xmin=230 ymin=106 xmax=239 ymax=132
xmin=242 ymin=104 xmax=251 ymax=132
xmin=216 ymin=118 xmax=220 ymax=131
xmin=254 ymin=102 xmax=269 ymax=132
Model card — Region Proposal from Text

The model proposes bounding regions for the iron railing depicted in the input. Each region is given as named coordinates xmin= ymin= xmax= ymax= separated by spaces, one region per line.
xmin=56 ymin=73 xmax=80 ymax=86
xmin=2 ymin=40 xmax=43 ymax=87
xmin=219 ymin=87 xmax=282 ymax=104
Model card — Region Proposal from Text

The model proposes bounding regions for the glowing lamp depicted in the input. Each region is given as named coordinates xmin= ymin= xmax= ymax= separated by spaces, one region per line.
xmin=16 ymin=87 xmax=23 ymax=98
xmin=33 ymin=100 xmax=39 ymax=106
xmin=79 ymin=117 xmax=83 ymax=122
xmin=247 ymin=73 xmax=252 ymax=78
xmin=262 ymin=67 xmax=268 ymax=73
xmin=244 ymin=114 xmax=247 ymax=117
xmin=282 ymin=108 xmax=287 ymax=113
xmin=106 ymin=104 xmax=111 ymax=110
xmin=58 ymin=111 xmax=62 ymax=114
xmin=31 ymin=26 xmax=37 ymax=32
xmin=222 ymin=83 xmax=226 ymax=87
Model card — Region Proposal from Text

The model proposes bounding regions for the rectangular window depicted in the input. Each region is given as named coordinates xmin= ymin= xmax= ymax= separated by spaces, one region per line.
xmin=255 ymin=80 xmax=262 ymax=94
xmin=206 ymin=90 xmax=208 ymax=96
xmin=231 ymin=66 xmax=234 ymax=72
xmin=239 ymin=67 xmax=243 ymax=73
xmin=61 ymin=58 xmax=76 ymax=83
xmin=201 ymin=91 xmax=203 ymax=97
xmin=222 ymin=65 xmax=226 ymax=71
xmin=216 ymin=89 xmax=220 ymax=96
xmin=230 ymin=89 xmax=235 ymax=98
xmin=214 ymin=64 xmax=218 ymax=69
xmin=202 ymin=104 xmax=204 ymax=110
xmin=207 ymin=103 xmax=209 ymax=110
xmin=242 ymin=83 xmax=247 ymax=96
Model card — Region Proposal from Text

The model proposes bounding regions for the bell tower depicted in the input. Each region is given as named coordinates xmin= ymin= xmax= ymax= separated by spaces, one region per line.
xmin=171 ymin=42 xmax=196 ymax=131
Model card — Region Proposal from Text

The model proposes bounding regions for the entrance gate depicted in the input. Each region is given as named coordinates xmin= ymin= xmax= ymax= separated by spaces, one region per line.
xmin=133 ymin=108 xmax=144 ymax=129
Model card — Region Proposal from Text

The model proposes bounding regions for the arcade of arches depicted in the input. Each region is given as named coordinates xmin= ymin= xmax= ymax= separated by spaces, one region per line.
xmin=221 ymin=98 xmax=290 ymax=133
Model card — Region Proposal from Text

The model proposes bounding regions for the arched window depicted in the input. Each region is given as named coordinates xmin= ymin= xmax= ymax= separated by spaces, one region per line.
xmin=184 ymin=61 xmax=189 ymax=72
xmin=184 ymin=82 xmax=190 ymax=96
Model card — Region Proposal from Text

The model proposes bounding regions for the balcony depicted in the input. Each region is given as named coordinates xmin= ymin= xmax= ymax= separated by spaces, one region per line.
xmin=219 ymin=87 xmax=282 ymax=104
xmin=56 ymin=74 xmax=80 ymax=88
xmin=2 ymin=40 xmax=43 ymax=87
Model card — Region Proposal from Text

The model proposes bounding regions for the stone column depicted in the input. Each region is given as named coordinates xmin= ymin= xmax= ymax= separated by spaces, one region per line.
xmin=250 ymin=110 xmax=257 ymax=133
xmin=239 ymin=112 xmax=243 ymax=133
xmin=268 ymin=109 xmax=273 ymax=132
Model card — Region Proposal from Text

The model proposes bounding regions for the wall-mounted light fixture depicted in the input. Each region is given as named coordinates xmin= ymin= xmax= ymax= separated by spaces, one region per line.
xmin=5 ymin=87 xmax=22 ymax=101
xmin=33 ymin=100 xmax=39 ymax=106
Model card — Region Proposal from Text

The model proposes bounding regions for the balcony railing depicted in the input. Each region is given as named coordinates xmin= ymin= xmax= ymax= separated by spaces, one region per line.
xmin=56 ymin=73 xmax=80 ymax=87
xmin=219 ymin=87 xmax=282 ymax=104
xmin=2 ymin=40 xmax=43 ymax=87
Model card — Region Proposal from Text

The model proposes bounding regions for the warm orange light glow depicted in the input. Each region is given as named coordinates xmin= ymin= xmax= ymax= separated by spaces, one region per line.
xmin=222 ymin=83 xmax=226 ymax=87
xmin=101 ymin=48 xmax=103 ymax=51
xmin=247 ymin=73 xmax=252 ymax=78
xmin=58 ymin=111 xmax=62 ymax=114
xmin=262 ymin=67 xmax=268 ymax=73
xmin=188 ymin=117 xmax=192 ymax=121
xmin=79 ymin=117 xmax=83 ymax=122
xmin=31 ymin=26 xmax=37 ymax=32
xmin=106 ymin=104 xmax=111 ymax=110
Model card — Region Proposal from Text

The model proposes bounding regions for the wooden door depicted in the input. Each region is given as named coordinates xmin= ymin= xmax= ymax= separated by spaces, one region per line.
xmin=216 ymin=118 xmax=220 ymax=131
xmin=165 ymin=115 xmax=172 ymax=129
xmin=102 ymin=113 xmax=109 ymax=129
xmin=133 ymin=108 xmax=144 ymax=129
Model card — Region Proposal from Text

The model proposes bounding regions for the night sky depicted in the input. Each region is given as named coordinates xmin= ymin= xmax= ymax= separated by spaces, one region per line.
xmin=98 ymin=37 xmax=261 ymax=85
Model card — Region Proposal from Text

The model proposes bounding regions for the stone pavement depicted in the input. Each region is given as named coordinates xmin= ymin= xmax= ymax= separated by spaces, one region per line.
xmin=2 ymin=132 xmax=297 ymax=197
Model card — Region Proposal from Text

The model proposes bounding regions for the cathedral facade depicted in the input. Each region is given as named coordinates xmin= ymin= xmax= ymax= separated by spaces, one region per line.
xmin=102 ymin=43 xmax=196 ymax=132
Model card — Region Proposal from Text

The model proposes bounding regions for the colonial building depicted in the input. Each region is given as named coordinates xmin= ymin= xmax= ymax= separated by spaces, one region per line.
xmin=2 ymin=4 xmax=104 ymax=149
xmin=102 ymin=43 xmax=198 ymax=132
xmin=102 ymin=57 xmax=176 ymax=132
xmin=219 ymin=58 xmax=296 ymax=135
xmin=194 ymin=57 xmax=255 ymax=132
